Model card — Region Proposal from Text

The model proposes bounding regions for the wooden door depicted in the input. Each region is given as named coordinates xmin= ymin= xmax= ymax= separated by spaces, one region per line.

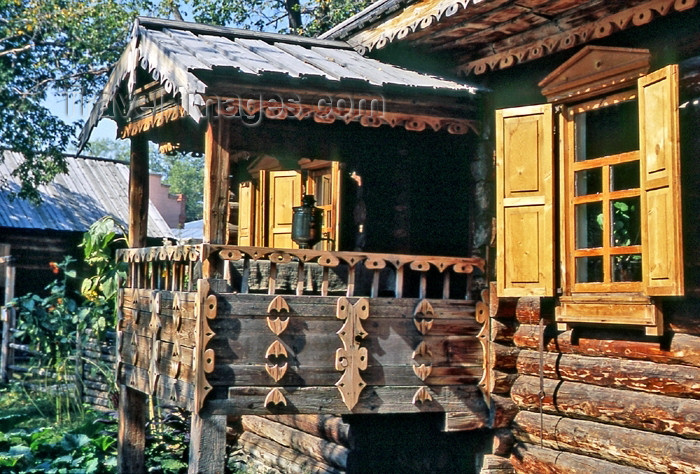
xmin=237 ymin=181 xmax=255 ymax=246
xmin=267 ymin=170 xmax=302 ymax=249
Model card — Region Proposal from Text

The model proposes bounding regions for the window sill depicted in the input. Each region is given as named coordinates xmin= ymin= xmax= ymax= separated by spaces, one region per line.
xmin=556 ymin=294 xmax=662 ymax=336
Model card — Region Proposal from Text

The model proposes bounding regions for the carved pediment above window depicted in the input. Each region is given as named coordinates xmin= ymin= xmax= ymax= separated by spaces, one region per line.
xmin=539 ymin=46 xmax=651 ymax=103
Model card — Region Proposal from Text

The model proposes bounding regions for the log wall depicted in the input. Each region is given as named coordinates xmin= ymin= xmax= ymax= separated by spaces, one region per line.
xmin=492 ymin=291 xmax=700 ymax=473
xmin=79 ymin=330 xmax=117 ymax=410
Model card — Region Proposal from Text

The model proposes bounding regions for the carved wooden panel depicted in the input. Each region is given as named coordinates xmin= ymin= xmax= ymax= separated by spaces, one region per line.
xmin=335 ymin=297 xmax=370 ymax=410
xmin=264 ymin=296 xmax=290 ymax=407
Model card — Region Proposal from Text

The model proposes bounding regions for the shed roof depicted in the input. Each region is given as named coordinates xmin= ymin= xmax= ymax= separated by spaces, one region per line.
xmin=0 ymin=150 xmax=174 ymax=238
xmin=79 ymin=16 xmax=480 ymax=150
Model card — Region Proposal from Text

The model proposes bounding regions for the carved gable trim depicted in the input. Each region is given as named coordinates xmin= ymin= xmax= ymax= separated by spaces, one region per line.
xmin=539 ymin=46 xmax=651 ymax=103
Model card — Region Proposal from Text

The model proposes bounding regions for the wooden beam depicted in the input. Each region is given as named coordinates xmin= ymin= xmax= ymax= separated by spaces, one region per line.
xmin=188 ymin=410 xmax=227 ymax=474
xmin=117 ymin=385 xmax=147 ymax=474
xmin=203 ymin=120 xmax=231 ymax=278
xmin=128 ymin=135 xmax=149 ymax=248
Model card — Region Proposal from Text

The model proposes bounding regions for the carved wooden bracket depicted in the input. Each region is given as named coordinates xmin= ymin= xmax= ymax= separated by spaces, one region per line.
xmin=194 ymin=280 xmax=217 ymax=413
xmin=266 ymin=295 xmax=290 ymax=335
xmin=476 ymin=288 xmax=491 ymax=404
xmin=412 ymin=386 xmax=433 ymax=405
xmin=413 ymin=299 xmax=435 ymax=405
xmin=265 ymin=340 xmax=289 ymax=382
xmin=148 ymin=291 xmax=162 ymax=394
xmin=335 ymin=297 xmax=370 ymax=410
xmin=265 ymin=296 xmax=290 ymax=388
xmin=413 ymin=299 xmax=435 ymax=335
xmin=265 ymin=387 xmax=288 ymax=408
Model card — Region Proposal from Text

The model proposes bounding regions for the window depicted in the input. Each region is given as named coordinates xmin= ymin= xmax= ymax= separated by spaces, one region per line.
xmin=237 ymin=161 xmax=343 ymax=250
xmin=496 ymin=46 xmax=683 ymax=335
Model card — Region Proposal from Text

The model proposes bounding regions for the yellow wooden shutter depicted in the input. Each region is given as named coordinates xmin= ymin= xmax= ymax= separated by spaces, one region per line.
xmin=638 ymin=64 xmax=684 ymax=296
xmin=268 ymin=170 xmax=302 ymax=249
xmin=237 ymin=181 xmax=255 ymax=246
xmin=496 ymin=104 xmax=555 ymax=297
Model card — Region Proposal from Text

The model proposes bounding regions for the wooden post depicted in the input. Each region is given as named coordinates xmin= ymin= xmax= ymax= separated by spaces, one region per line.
xmin=117 ymin=384 xmax=147 ymax=474
xmin=1 ymin=255 xmax=16 ymax=383
xmin=188 ymin=409 xmax=227 ymax=474
xmin=129 ymin=135 xmax=150 ymax=248
xmin=119 ymin=134 xmax=149 ymax=473
xmin=202 ymin=120 xmax=231 ymax=278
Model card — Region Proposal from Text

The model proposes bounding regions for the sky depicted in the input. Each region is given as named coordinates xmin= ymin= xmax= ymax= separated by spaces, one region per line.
xmin=49 ymin=89 xmax=118 ymax=150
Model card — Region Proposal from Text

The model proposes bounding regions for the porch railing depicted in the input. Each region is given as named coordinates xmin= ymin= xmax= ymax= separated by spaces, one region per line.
xmin=117 ymin=244 xmax=485 ymax=300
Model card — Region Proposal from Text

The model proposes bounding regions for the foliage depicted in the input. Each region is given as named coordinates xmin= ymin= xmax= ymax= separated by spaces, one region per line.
xmin=79 ymin=216 xmax=128 ymax=314
xmin=1 ymin=0 xmax=369 ymax=202
xmin=0 ymin=387 xmax=247 ymax=473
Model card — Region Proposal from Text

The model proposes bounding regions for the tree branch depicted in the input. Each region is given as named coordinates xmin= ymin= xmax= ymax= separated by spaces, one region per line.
xmin=0 ymin=43 xmax=33 ymax=57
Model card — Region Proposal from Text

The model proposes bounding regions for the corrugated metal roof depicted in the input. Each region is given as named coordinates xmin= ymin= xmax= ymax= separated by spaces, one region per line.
xmin=0 ymin=150 xmax=174 ymax=238
xmin=80 ymin=17 xmax=479 ymax=149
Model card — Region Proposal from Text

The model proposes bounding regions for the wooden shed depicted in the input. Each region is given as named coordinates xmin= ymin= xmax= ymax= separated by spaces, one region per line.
xmin=81 ymin=2 xmax=700 ymax=472
xmin=0 ymin=151 xmax=173 ymax=298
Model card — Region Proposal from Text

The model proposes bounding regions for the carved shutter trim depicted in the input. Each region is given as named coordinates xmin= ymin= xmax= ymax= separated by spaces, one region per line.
xmin=237 ymin=181 xmax=255 ymax=246
xmin=638 ymin=64 xmax=684 ymax=296
xmin=496 ymin=104 xmax=555 ymax=297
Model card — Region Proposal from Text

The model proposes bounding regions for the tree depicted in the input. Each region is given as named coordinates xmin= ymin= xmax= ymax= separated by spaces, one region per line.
xmin=1 ymin=0 xmax=370 ymax=202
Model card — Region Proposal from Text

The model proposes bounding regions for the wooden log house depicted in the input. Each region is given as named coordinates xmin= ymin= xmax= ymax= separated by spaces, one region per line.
xmin=79 ymin=1 xmax=700 ymax=472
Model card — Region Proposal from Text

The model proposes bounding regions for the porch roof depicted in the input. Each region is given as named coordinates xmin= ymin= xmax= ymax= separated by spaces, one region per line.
xmin=79 ymin=17 xmax=481 ymax=151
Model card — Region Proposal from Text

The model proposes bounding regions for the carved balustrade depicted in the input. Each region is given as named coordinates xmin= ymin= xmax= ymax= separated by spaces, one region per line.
xmin=117 ymin=244 xmax=485 ymax=300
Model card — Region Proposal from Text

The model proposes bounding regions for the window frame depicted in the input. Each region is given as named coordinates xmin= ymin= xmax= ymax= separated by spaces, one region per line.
xmin=560 ymin=90 xmax=645 ymax=295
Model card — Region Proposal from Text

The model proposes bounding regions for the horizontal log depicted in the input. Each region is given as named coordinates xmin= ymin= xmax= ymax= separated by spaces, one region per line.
xmin=491 ymin=394 xmax=518 ymax=429
xmin=211 ymin=385 xmax=490 ymax=418
xmin=262 ymin=415 xmax=350 ymax=447
xmin=490 ymin=318 xmax=517 ymax=343
xmin=241 ymin=415 xmax=349 ymax=469
xmin=216 ymin=294 xmax=478 ymax=322
xmin=515 ymin=297 xmax=541 ymax=325
xmin=517 ymin=349 xmax=700 ymax=398
xmin=514 ymin=324 xmax=700 ymax=368
xmin=238 ymin=431 xmax=341 ymax=474
xmin=491 ymin=428 xmax=514 ymax=457
xmin=81 ymin=348 xmax=117 ymax=363
xmin=83 ymin=379 xmax=111 ymax=392
xmin=489 ymin=343 xmax=519 ymax=370
xmin=512 ymin=375 xmax=700 ymax=439
xmin=512 ymin=410 xmax=700 ymax=472
xmin=510 ymin=443 xmax=648 ymax=474
xmin=489 ymin=282 xmax=515 ymax=319
xmin=210 ymin=363 xmax=482 ymax=388
xmin=444 ymin=409 xmax=490 ymax=432
xmin=487 ymin=369 xmax=518 ymax=394
xmin=83 ymin=395 xmax=113 ymax=410
xmin=209 ymin=319 xmax=483 ymax=367
xmin=481 ymin=454 xmax=513 ymax=470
